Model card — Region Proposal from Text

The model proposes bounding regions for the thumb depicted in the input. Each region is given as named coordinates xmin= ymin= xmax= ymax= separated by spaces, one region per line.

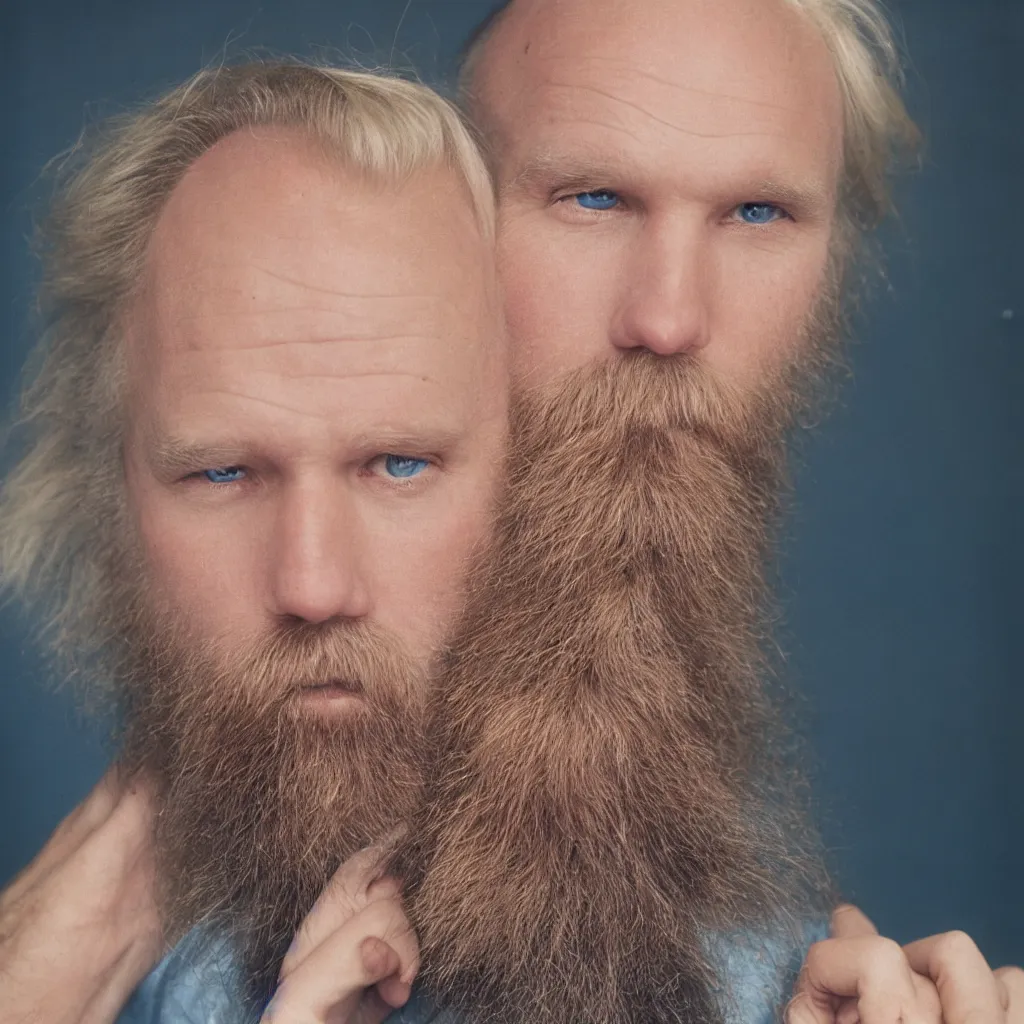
xmin=363 ymin=938 xmax=412 ymax=1012
xmin=831 ymin=904 xmax=880 ymax=939
xmin=360 ymin=936 xmax=402 ymax=985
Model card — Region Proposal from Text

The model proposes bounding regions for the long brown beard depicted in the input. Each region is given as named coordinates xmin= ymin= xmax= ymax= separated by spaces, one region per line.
xmin=117 ymin=614 xmax=428 ymax=1001
xmin=394 ymin=350 xmax=834 ymax=1024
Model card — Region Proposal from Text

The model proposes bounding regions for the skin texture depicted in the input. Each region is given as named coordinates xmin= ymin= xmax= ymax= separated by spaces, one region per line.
xmin=0 ymin=127 xmax=506 ymax=1024
xmin=471 ymin=0 xmax=843 ymax=388
xmin=264 ymin=842 xmax=419 ymax=1024
xmin=0 ymin=769 xmax=161 ymax=1024
xmin=465 ymin=1 xmax=1024 ymax=1023
xmin=123 ymin=127 xmax=506 ymax=668
xmin=792 ymin=906 xmax=1024 ymax=1024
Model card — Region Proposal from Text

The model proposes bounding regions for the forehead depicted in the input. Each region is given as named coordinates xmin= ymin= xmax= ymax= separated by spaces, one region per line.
xmin=478 ymin=0 xmax=843 ymax=186
xmin=132 ymin=128 xmax=499 ymax=399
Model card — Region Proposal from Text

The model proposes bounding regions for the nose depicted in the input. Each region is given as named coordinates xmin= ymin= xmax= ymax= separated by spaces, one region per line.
xmin=610 ymin=219 xmax=710 ymax=357
xmin=269 ymin=482 xmax=372 ymax=625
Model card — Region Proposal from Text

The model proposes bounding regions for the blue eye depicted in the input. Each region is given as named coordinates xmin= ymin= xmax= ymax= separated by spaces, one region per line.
xmin=737 ymin=202 xmax=785 ymax=225
xmin=384 ymin=455 xmax=429 ymax=479
xmin=574 ymin=190 xmax=620 ymax=211
xmin=203 ymin=466 xmax=246 ymax=484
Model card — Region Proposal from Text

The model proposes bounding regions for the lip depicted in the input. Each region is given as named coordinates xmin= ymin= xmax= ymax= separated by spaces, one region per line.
xmin=295 ymin=680 xmax=364 ymax=708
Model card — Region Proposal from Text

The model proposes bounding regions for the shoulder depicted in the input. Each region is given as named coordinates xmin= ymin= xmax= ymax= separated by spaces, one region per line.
xmin=710 ymin=917 xmax=830 ymax=1024
xmin=114 ymin=929 xmax=249 ymax=1024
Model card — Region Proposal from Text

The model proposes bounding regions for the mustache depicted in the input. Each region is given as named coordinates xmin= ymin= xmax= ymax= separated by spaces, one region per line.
xmin=234 ymin=620 xmax=420 ymax=702
xmin=120 ymin=616 xmax=427 ymax=730
xmin=510 ymin=349 xmax=792 ymax=445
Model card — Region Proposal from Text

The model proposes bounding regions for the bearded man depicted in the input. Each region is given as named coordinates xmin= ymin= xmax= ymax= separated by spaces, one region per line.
xmin=398 ymin=0 xmax=1021 ymax=1021
xmin=0 ymin=62 xmax=509 ymax=1022
xmin=0 ymin=3 xmax=1021 ymax=1024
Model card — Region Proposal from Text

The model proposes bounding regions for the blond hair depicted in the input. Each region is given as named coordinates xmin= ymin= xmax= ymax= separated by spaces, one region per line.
xmin=459 ymin=0 xmax=920 ymax=235
xmin=0 ymin=61 xmax=495 ymax=661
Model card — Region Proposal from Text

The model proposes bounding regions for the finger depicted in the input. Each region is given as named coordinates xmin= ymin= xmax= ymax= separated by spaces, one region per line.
xmin=65 ymin=779 xmax=157 ymax=903
xmin=266 ymin=901 xmax=418 ymax=1024
xmin=363 ymin=938 xmax=412 ymax=1006
xmin=2 ymin=769 xmax=126 ymax=899
xmin=786 ymin=989 xmax=835 ymax=1024
xmin=904 ymin=932 xmax=1003 ymax=1024
xmin=995 ymin=966 xmax=1024 ymax=1023
xmin=836 ymin=997 xmax=862 ymax=1024
xmin=53 ymin=765 xmax=138 ymax=847
xmin=77 ymin=930 xmax=166 ymax=1024
xmin=831 ymin=905 xmax=881 ymax=940
xmin=796 ymin=936 xmax=928 ymax=1024
xmin=280 ymin=841 xmax=397 ymax=978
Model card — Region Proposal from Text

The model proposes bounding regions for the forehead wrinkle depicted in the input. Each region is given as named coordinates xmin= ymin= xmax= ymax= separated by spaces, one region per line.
xmin=259 ymin=368 xmax=443 ymax=385
xmin=169 ymin=347 xmax=450 ymax=386
xmin=167 ymin=297 xmax=458 ymax=325
xmin=174 ymin=381 xmax=447 ymax=424
xmin=253 ymin=263 xmax=454 ymax=304
xmin=505 ymin=135 xmax=826 ymax=202
xmin=168 ymin=329 xmax=458 ymax=350
xmin=149 ymin=261 xmax=455 ymax=309
xmin=534 ymin=54 xmax=802 ymax=116
xmin=541 ymin=79 xmax=791 ymax=142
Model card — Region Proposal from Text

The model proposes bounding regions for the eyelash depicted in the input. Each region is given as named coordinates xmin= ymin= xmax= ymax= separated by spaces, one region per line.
xmin=361 ymin=454 xmax=437 ymax=485
xmin=553 ymin=189 xmax=625 ymax=212
xmin=182 ymin=456 xmax=438 ymax=488
xmin=551 ymin=189 xmax=793 ymax=225
xmin=182 ymin=467 xmax=250 ymax=489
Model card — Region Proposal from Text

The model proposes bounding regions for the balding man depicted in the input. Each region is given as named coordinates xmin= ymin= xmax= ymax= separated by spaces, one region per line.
xmin=1 ymin=2 xmax=1021 ymax=1022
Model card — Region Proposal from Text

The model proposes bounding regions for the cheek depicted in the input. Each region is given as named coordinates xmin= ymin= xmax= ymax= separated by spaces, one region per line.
xmin=497 ymin=222 xmax=560 ymax=342
xmin=126 ymin=479 xmax=263 ymax=632
xmin=364 ymin=485 xmax=494 ymax=648
xmin=498 ymin=215 xmax=619 ymax=381
xmin=712 ymin=236 xmax=833 ymax=374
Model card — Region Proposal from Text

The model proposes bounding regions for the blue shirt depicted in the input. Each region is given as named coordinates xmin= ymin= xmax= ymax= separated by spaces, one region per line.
xmin=116 ymin=920 xmax=827 ymax=1024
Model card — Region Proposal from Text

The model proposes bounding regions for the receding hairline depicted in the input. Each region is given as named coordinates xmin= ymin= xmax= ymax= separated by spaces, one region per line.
xmin=458 ymin=0 xmax=515 ymax=77
xmin=152 ymin=121 xmax=489 ymax=240
xmin=0 ymin=59 xmax=502 ymax=651
xmin=457 ymin=0 xmax=919 ymax=231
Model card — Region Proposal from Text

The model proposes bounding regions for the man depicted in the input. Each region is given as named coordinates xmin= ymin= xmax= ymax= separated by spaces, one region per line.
xmin=424 ymin=1 xmax=1020 ymax=1023
xmin=5 ymin=58 xmax=834 ymax=1024
xmin=0 ymin=3 xmax=1018 ymax=1023
xmin=0 ymin=63 xmax=507 ymax=1021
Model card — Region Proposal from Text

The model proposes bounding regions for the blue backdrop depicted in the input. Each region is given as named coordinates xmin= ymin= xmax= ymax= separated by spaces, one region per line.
xmin=2 ymin=0 xmax=1020 ymax=968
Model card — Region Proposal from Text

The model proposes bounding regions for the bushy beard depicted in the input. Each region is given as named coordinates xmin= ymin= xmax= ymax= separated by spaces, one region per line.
xmin=393 ymin=349 xmax=836 ymax=1024
xmin=117 ymin=611 xmax=428 ymax=1002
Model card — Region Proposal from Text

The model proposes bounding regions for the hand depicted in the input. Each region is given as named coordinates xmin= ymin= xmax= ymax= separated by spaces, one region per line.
xmin=787 ymin=904 xmax=1024 ymax=1024
xmin=0 ymin=766 xmax=163 ymax=1024
xmin=263 ymin=841 xmax=420 ymax=1024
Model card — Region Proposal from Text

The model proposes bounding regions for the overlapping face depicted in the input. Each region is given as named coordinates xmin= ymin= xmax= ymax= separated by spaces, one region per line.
xmin=386 ymin=1 xmax=847 ymax=1019
xmin=115 ymin=127 xmax=507 ymax=988
xmin=471 ymin=0 xmax=845 ymax=389
xmin=396 ymin=323 xmax=837 ymax=1024
xmin=113 ymin=0 xmax=849 ymax=1002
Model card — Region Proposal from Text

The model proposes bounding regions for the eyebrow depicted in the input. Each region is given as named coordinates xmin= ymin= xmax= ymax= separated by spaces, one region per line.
xmin=506 ymin=151 xmax=832 ymax=217
xmin=747 ymin=179 xmax=832 ymax=217
xmin=148 ymin=439 xmax=252 ymax=478
xmin=346 ymin=425 xmax=470 ymax=455
xmin=148 ymin=425 xmax=472 ymax=478
xmin=503 ymin=152 xmax=628 ymax=199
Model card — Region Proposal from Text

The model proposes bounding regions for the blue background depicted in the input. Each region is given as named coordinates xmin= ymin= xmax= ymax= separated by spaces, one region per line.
xmin=2 ymin=0 xmax=1020 ymax=968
